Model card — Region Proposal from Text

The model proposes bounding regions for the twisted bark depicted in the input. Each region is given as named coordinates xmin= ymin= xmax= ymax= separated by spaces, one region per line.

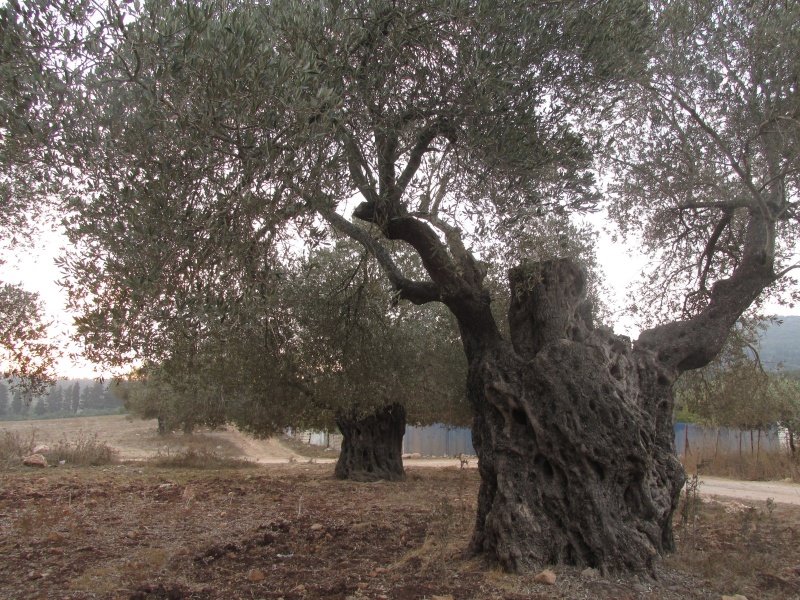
xmin=334 ymin=403 xmax=406 ymax=481
xmin=467 ymin=259 xmax=684 ymax=573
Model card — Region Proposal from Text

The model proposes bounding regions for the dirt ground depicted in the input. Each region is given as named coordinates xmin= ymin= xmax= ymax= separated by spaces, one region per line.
xmin=2 ymin=416 xmax=800 ymax=599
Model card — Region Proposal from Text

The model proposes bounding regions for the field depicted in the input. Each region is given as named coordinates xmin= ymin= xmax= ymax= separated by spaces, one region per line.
xmin=1 ymin=416 xmax=800 ymax=599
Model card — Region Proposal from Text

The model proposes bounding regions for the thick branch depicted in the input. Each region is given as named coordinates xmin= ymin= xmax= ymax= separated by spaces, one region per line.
xmin=341 ymin=128 xmax=379 ymax=204
xmin=415 ymin=211 xmax=486 ymax=288
xmin=697 ymin=209 xmax=732 ymax=291
xmin=351 ymin=203 xmax=502 ymax=353
xmin=636 ymin=210 xmax=777 ymax=372
xmin=394 ymin=120 xmax=457 ymax=202
xmin=320 ymin=208 xmax=441 ymax=305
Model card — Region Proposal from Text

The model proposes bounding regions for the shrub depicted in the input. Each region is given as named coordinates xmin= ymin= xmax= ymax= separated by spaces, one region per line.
xmin=0 ymin=430 xmax=35 ymax=468
xmin=43 ymin=432 xmax=118 ymax=467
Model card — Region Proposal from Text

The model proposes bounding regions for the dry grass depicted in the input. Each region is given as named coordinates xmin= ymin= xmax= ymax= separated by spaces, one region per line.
xmin=670 ymin=489 xmax=800 ymax=598
xmin=0 ymin=429 xmax=36 ymax=468
xmin=1 ymin=464 xmax=799 ymax=599
xmin=147 ymin=446 xmax=256 ymax=469
xmin=681 ymin=447 xmax=800 ymax=482
xmin=45 ymin=432 xmax=118 ymax=466
xmin=0 ymin=429 xmax=117 ymax=468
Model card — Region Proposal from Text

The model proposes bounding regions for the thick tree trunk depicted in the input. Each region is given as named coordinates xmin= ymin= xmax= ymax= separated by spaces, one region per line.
xmin=334 ymin=403 xmax=406 ymax=481
xmin=466 ymin=259 xmax=685 ymax=574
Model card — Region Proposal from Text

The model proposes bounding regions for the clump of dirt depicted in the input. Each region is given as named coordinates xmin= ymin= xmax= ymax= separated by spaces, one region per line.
xmin=1 ymin=464 xmax=798 ymax=599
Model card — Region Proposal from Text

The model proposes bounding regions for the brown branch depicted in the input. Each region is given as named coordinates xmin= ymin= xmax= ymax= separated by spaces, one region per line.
xmin=697 ymin=210 xmax=732 ymax=292
xmin=636 ymin=210 xmax=778 ymax=373
xmin=394 ymin=120 xmax=456 ymax=202
xmin=319 ymin=208 xmax=441 ymax=305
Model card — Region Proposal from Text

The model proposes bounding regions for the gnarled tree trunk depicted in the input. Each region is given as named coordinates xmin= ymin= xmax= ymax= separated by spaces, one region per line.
xmin=465 ymin=259 xmax=685 ymax=573
xmin=334 ymin=127 xmax=777 ymax=574
xmin=334 ymin=403 xmax=406 ymax=481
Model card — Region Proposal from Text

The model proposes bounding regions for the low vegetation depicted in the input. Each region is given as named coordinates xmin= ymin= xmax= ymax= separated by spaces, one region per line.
xmin=681 ymin=447 xmax=800 ymax=483
xmin=0 ymin=430 xmax=117 ymax=468
xmin=147 ymin=446 xmax=256 ymax=470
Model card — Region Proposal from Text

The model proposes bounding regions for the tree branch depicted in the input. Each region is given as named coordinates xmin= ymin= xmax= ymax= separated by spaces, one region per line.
xmin=319 ymin=208 xmax=441 ymax=305
xmin=394 ymin=120 xmax=456 ymax=202
xmin=636 ymin=210 xmax=778 ymax=373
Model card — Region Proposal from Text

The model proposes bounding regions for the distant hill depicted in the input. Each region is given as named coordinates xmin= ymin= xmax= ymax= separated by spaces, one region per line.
xmin=759 ymin=315 xmax=800 ymax=372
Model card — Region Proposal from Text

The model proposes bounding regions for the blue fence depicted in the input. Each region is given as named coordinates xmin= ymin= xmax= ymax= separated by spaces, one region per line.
xmin=674 ymin=423 xmax=783 ymax=455
xmin=403 ymin=424 xmax=475 ymax=456
xmin=400 ymin=423 xmax=785 ymax=457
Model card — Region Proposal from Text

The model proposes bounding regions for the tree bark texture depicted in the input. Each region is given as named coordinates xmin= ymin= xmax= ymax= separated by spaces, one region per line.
xmin=466 ymin=259 xmax=685 ymax=574
xmin=334 ymin=403 xmax=406 ymax=481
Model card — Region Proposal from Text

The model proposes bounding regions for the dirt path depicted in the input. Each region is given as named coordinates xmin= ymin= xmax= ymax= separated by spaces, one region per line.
xmin=698 ymin=475 xmax=800 ymax=505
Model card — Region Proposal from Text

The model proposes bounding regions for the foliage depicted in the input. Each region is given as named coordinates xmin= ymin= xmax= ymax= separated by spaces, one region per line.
xmin=278 ymin=238 xmax=469 ymax=428
xmin=117 ymin=238 xmax=469 ymax=434
xmin=676 ymin=318 xmax=779 ymax=429
xmin=0 ymin=283 xmax=58 ymax=395
xmin=608 ymin=0 xmax=800 ymax=326
xmin=114 ymin=363 xmax=228 ymax=434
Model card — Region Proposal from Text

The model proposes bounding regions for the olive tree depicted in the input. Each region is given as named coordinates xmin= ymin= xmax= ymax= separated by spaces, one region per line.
xmin=284 ymin=238 xmax=468 ymax=480
xmin=7 ymin=0 xmax=799 ymax=575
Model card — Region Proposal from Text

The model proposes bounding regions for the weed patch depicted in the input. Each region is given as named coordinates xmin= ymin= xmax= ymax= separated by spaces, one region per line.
xmin=0 ymin=430 xmax=35 ymax=468
xmin=681 ymin=447 xmax=799 ymax=482
xmin=44 ymin=432 xmax=118 ymax=467
xmin=147 ymin=446 xmax=255 ymax=469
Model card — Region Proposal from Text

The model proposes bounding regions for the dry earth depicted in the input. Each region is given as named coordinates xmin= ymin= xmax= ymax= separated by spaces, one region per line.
xmin=1 ymin=416 xmax=800 ymax=599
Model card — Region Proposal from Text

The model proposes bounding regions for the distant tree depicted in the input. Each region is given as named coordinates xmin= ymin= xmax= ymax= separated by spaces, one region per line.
xmin=280 ymin=240 xmax=468 ymax=480
xmin=0 ymin=381 xmax=8 ymax=415
xmin=770 ymin=375 xmax=800 ymax=454
xmin=115 ymin=363 xmax=227 ymax=435
xmin=45 ymin=385 xmax=65 ymax=414
xmin=33 ymin=395 xmax=47 ymax=416
xmin=10 ymin=389 xmax=25 ymax=415
xmin=69 ymin=381 xmax=80 ymax=413
xmin=80 ymin=380 xmax=106 ymax=412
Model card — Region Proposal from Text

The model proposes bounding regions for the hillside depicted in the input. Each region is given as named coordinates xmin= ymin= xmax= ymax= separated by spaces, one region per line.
xmin=759 ymin=315 xmax=800 ymax=371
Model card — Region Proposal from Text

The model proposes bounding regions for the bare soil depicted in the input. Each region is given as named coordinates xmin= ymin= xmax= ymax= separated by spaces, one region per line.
xmin=1 ymin=416 xmax=800 ymax=599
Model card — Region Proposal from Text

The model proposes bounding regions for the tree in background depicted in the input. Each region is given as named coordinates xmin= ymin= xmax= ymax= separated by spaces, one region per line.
xmin=45 ymin=385 xmax=65 ymax=414
xmin=0 ymin=381 xmax=8 ymax=416
xmin=772 ymin=373 xmax=800 ymax=454
xmin=282 ymin=239 xmax=468 ymax=480
xmin=69 ymin=381 xmax=80 ymax=414
xmin=0 ymin=283 xmax=59 ymax=396
xmin=5 ymin=0 xmax=799 ymax=574
xmin=10 ymin=388 xmax=26 ymax=416
xmin=115 ymin=363 xmax=228 ymax=435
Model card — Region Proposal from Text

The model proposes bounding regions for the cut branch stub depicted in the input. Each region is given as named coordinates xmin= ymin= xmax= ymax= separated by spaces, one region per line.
xmin=508 ymin=258 xmax=594 ymax=358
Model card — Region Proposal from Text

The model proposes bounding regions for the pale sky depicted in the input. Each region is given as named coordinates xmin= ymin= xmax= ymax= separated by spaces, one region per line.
xmin=1 ymin=215 xmax=798 ymax=379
